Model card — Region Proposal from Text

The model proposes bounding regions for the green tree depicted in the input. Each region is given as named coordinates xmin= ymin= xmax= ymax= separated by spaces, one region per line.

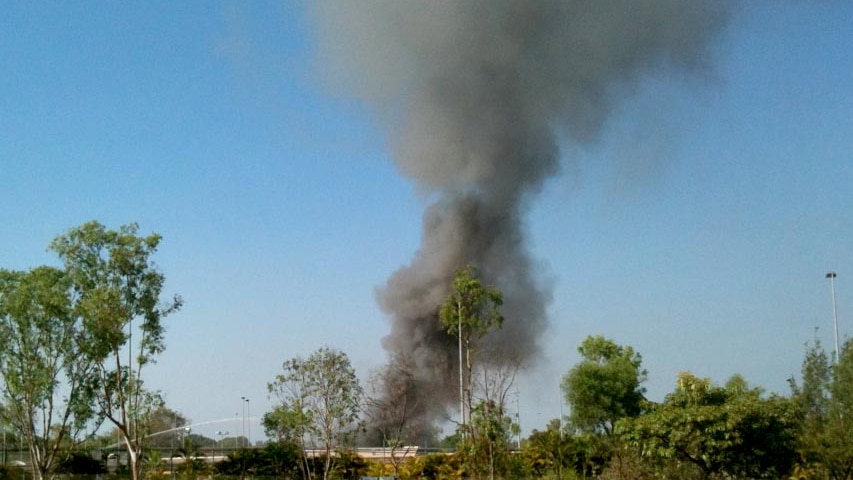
xmin=789 ymin=339 xmax=853 ymax=480
xmin=49 ymin=221 xmax=182 ymax=480
xmin=620 ymin=372 xmax=797 ymax=479
xmin=142 ymin=407 xmax=190 ymax=450
xmin=459 ymin=399 xmax=516 ymax=480
xmin=439 ymin=265 xmax=503 ymax=435
xmin=266 ymin=346 xmax=363 ymax=480
xmin=261 ymin=441 xmax=302 ymax=478
xmin=461 ymin=352 xmax=522 ymax=480
xmin=561 ymin=336 xmax=646 ymax=479
xmin=173 ymin=431 xmax=212 ymax=480
xmin=399 ymin=451 xmax=462 ymax=480
xmin=216 ymin=442 xmax=301 ymax=478
xmin=561 ymin=336 xmax=647 ymax=436
xmin=0 ymin=266 xmax=99 ymax=480
xmin=215 ymin=447 xmax=264 ymax=479
xmin=331 ymin=449 xmax=369 ymax=480
xmin=55 ymin=452 xmax=107 ymax=475
xmin=363 ymin=353 xmax=426 ymax=478
xmin=789 ymin=340 xmax=832 ymax=475
xmin=522 ymin=419 xmax=604 ymax=480
xmin=825 ymin=339 xmax=853 ymax=480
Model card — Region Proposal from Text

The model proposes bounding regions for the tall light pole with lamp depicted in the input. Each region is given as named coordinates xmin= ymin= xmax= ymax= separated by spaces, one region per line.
xmin=458 ymin=315 xmax=465 ymax=434
xmin=215 ymin=431 xmax=228 ymax=459
xmin=826 ymin=272 xmax=841 ymax=364
xmin=245 ymin=398 xmax=251 ymax=447
xmin=240 ymin=397 xmax=250 ymax=447
xmin=171 ymin=427 xmax=190 ymax=480
xmin=240 ymin=399 xmax=246 ymax=447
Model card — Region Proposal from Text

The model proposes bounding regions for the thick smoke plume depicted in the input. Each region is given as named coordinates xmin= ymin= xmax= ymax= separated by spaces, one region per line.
xmin=310 ymin=1 xmax=730 ymax=433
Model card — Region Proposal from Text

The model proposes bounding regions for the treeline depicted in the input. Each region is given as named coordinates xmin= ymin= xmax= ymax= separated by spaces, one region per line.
xmin=2 ymin=222 xmax=852 ymax=480
xmin=0 ymin=221 xmax=182 ymax=480
xmin=546 ymin=335 xmax=853 ymax=480
xmin=256 ymin=269 xmax=853 ymax=479
xmin=4 ymin=338 xmax=847 ymax=480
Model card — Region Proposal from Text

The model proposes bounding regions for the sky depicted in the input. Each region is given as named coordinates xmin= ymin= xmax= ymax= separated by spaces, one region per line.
xmin=1 ymin=1 xmax=852 ymax=442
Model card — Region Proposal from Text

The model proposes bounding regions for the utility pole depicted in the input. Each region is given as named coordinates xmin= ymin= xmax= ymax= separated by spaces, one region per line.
xmin=515 ymin=387 xmax=521 ymax=450
xmin=240 ymin=398 xmax=246 ymax=447
xmin=241 ymin=397 xmax=250 ymax=447
xmin=826 ymin=272 xmax=840 ymax=363
xmin=458 ymin=305 xmax=466 ymax=435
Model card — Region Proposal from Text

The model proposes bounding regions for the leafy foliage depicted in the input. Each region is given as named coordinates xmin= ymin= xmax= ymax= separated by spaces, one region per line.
xmin=215 ymin=447 xmax=267 ymax=477
xmin=398 ymin=452 xmax=462 ymax=480
xmin=362 ymin=353 xmax=434 ymax=477
xmin=439 ymin=265 xmax=504 ymax=343
xmin=456 ymin=399 xmax=516 ymax=479
xmin=331 ymin=450 xmax=370 ymax=480
xmin=439 ymin=265 xmax=503 ymax=437
xmin=824 ymin=339 xmax=853 ymax=480
xmin=266 ymin=346 xmax=363 ymax=480
xmin=789 ymin=340 xmax=832 ymax=472
xmin=0 ymin=265 xmax=99 ymax=480
xmin=438 ymin=265 xmax=513 ymax=480
xmin=0 ymin=464 xmax=26 ymax=480
xmin=790 ymin=339 xmax=853 ymax=480
xmin=619 ymin=372 xmax=797 ymax=479
xmin=562 ymin=335 xmax=646 ymax=436
xmin=49 ymin=221 xmax=182 ymax=480
xmin=55 ymin=451 xmax=107 ymax=475
xmin=521 ymin=419 xmax=607 ymax=479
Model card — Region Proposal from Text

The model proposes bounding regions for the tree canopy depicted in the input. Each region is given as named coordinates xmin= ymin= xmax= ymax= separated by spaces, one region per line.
xmin=265 ymin=346 xmax=363 ymax=480
xmin=561 ymin=335 xmax=646 ymax=436
xmin=790 ymin=339 xmax=853 ymax=480
xmin=439 ymin=265 xmax=503 ymax=433
xmin=0 ymin=266 xmax=97 ymax=480
xmin=0 ymin=221 xmax=181 ymax=480
xmin=620 ymin=372 xmax=797 ymax=479
xmin=50 ymin=221 xmax=182 ymax=480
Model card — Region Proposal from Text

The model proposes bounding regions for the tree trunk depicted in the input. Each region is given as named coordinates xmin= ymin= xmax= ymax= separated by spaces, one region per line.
xmin=128 ymin=448 xmax=140 ymax=480
xmin=120 ymin=432 xmax=142 ymax=480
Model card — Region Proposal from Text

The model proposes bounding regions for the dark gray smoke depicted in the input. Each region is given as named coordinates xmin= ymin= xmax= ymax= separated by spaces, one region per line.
xmin=309 ymin=1 xmax=730 ymax=428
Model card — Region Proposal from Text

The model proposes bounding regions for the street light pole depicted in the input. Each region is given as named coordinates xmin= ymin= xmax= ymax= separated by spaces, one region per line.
xmin=558 ymin=389 xmax=564 ymax=480
xmin=827 ymin=272 xmax=840 ymax=364
xmin=240 ymin=397 xmax=250 ymax=447
xmin=515 ymin=387 xmax=521 ymax=450
xmin=240 ymin=398 xmax=246 ymax=447
xmin=215 ymin=431 xmax=228 ymax=459
xmin=458 ymin=310 xmax=465 ymax=434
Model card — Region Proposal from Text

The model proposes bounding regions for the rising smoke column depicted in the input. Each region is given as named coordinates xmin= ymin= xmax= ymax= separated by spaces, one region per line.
xmin=309 ymin=1 xmax=730 ymax=425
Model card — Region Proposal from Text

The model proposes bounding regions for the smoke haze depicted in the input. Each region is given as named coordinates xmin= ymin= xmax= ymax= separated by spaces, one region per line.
xmin=309 ymin=1 xmax=731 ymax=427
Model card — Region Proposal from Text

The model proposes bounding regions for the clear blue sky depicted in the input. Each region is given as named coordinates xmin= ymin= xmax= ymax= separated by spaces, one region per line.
xmin=1 ymin=2 xmax=852 ymax=440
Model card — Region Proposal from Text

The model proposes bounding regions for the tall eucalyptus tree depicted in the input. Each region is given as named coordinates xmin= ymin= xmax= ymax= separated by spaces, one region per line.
xmin=50 ymin=221 xmax=182 ymax=480
xmin=0 ymin=267 xmax=98 ymax=480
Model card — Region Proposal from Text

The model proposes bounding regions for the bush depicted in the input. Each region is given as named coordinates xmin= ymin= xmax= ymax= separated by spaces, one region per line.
xmin=215 ymin=443 xmax=301 ymax=478
xmin=398 ymin=452 xmax=461 ymax=480
xmin=56 ymin=452 xmax=108 ymax=475
xmin=0 ymin=465 xmax=26 ymax=480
